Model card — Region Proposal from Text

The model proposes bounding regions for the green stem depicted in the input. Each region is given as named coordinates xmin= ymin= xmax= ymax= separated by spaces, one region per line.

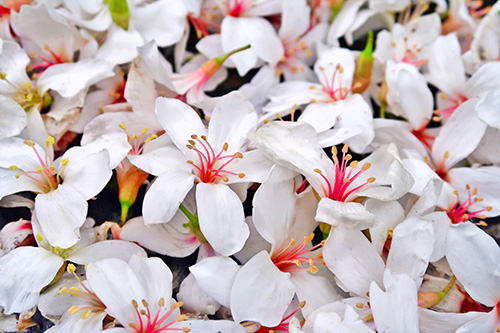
xmin=215 ymin=44 xmax=251 ymax=65
xmin=437 ymin=275 xmax=457 ymax=300
xmin=379 ymin=102 xmax=386 ymax=119
xmin=179 ymin=203 xmax=197 ymax=224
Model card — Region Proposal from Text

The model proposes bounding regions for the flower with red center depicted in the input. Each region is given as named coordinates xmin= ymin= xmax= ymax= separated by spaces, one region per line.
xmin=130 ymin=92 xmax=273 ymax=256
xmin=445 ymin=187 xmax=492 ymax=224
xmin=253 ymin=122 xmax=413 ymax=229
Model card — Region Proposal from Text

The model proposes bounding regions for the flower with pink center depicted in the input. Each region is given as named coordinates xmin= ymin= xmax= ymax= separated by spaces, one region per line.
xmin=0 ymin=137 xmax=112 ymax=248
xmin=444 ymin=186 xmax=492 ymax=225
xmin=252 ymin=121 xmax=413 ymax=229
xmin=129 ymin=92 xmax=273 ymax=256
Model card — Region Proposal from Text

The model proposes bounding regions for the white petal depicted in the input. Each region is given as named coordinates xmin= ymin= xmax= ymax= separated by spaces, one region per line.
xmin=0 ymin=168 xmax=45 ymax=199
xmin=240 ymin=17 xmax=284 ymax=66
xmin=142 ymin=171 xmax=195 ymax=224
xmin=128 ymin=146 xmax=189 ymax=176
xmin=190 ymin=256 xmax=240 ymax=308
xmin=446 ymin=222 xmax=500 ymax=306
xmin=432 ymin=99 xmax=487 ymax=169
xmin=221 ymin=16 xmax=258 ymax=76
xmin=336 ymin=95 xmax=374 ymax=153
xmin=476 ymin=89 xmax=500 ymax=129
xmin=128 ymin=255 xmax=173 ymax=302
xmin=223 ymin=149 xmax=274 ymax=184
xmin=252 ymin=165 xmax=297 ymax=248
xmin=456 ymin=310 xmax=500 ymax=333
xmin=69 ymin=240 xmax=146 ymax=265
xmin=230 ymin=250 xmax=295 ymax=326
xmin=120 ymin=216 xmax=199 ymax=257
xmin=0 ymin=40 xmax=30 ymax=96
xmin=58 ymin=147 xmax=112 ymax=200
xmin=365 ymin=199 xmax=405 ymax=255
xmin=298 ymin=102 xmax=341 ymax=133
xmin=37 ymin=59 xmax=114 ymax=97
xmin=137 ymin=40 xmax=174 ymax=89
xmin=316 ymin=199 xmax=376 ymax=229
xmin=387 ymin=216 xmax=433 ymax=286
xmin=418 ymin=306 xmax=484 ymax=333
xmin=86 ymin=258 xmax=146 ymax=327
xmin=323 ymin=227 xmax=385 ymax=296
xmin=0 ymin=96 xmax=26 ymax=139
xmin=0 ymin=247 xmax=63 ymax=314
xmin=35 ymin=184 xmax=88 ymax=249
xmin=208 ymin=91 xmax=257 ymax=152
xmin=279 ymin=0 xmax=310 ymax=41
xmin=466 ymin=62 xmax=500 ymax=97
xmin=370 ymin=271 xmax=419 ymax=333
xmin=180 ymin=319 xmax=246 ymax=333
xmin=426 ymin=211 xmax=451 ymax=262
xmin=155 ymin=97 xmax=207 ymax=154
xmin=177 ymin=273 xmax=220 ymax=315
xmin=196 ymin=183 xmax=249 ymax=256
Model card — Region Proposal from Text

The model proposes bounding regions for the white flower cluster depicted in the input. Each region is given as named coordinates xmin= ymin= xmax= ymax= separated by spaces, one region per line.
xmin=1 ymin=0 xmax=500 ymax=332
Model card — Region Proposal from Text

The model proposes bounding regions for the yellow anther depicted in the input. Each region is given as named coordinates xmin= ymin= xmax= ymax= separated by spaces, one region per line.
xmin=350 ymin=161 xmax=358 ymax=169
xmin=142 ymin=299 xmax=149 ymax=307
xmin=314 ymin=168 xmax=322 ymax=174
xmin=332 ymin=146 xmax=338 ymax=155
xmin=183 ymin=328 xmax=191 ymax=333
xmin=308 ymin=258 xmax=314 ymax=266
xmin=292 ymin=66 xmax=298 ymax=73
xmin=187 ymin=160 xmax=194 ymax=165
xmin=36 ymin=233 xmax=44 ymax=242
xmin=188 ymin=140 xmax=196 ymax=146
xmin=61 ymin=158 xmax=69 ymax=166
xmin=68 ymin=306 xmax=80 ymax=315
xmin=307 ymin=266 xmax=318 ymax=274
xmin=24 ymin=140 xmax=35 ymax=147
xmin=132 ymin=134 xmax=138 ymax=139
xmin=186 ymin=144 xmax=193 ymax=149
xmin=50 ymin=166 xmax=56 ymax=171
xmin=306 ymin=50 xmax=313 ymax=57
xmin=158 ymin=298 xmax=165 ymax=307
xmin=473 ymin=188 xmax=478 ymax=195
xmin=293 ymin=260 xmax=302 ymax=266
xmin=171 ymin=301 xmax=184 ymax=310
xmin=37 ymin=167 xmax=44 ymax=172
xmin=43 ymin=43 xmax=50 ymax=51
xmin=141 ymin=128 xmax=148 ymax=135
xmin=132 ymin=300 xmax=138 ymax=308
xmin=68 ymin=286 xmax=81 ymax=292
xmin=15 ymin=172 xmax=21 ymax=178
xmin=58 ymin=287 xmax=68 ymax=294
xmin=299 ymin=301 xmax=306 ymax=308
xmin=145 ymin=134 xmax=158 ymax=143
xmin=444 ymin=151 xmax=450 ymax=159
xmin=140 ymin=310 xmax=146 ymax=315
xmin=453 ymin=190 xmax=459 ymax=196
xmin=345 ymin=154 xmax=352 ymax=161
xmin=364 ymin=314 xmax=374 ymax=322
xmin=361 ymin=163 xmax=371 ymax=171
xmin=310 ymin=99 xmax=317 ymax=103
xmin=119 ymin=123 xmax=127 ymax=130
xmin=67 ymin=264 xmax=76 ymax=274
xmin=201 ymin=135 xmax=207 ymax=141
xmin=317 ymin=253 xmax=323 ymax=259
xmin=9 ymin=165 xmax=17 ymax=170
xmin=223 ymin=142 xmax=229 ymax=151
xmin=319 ymin=66 xmax=325 ymax=71
xmin=0 ymin=72 xmax=7 ymax=80
xmin=309 ymin=85 xmax=316 ymax=89
xmin=129 ymin=323 xmax=137 ymax=329
xmin=238 ymin=173 xmax=245 ymax=178
xmin=320 ymin=240 xmax=325 ymax=246
xmin=289 ymin=238 xmax=296 ymax=247
xmin=466 ymin=184 xmax=471 ymax=190
xmin=84 ymin=263 xmax=89 ymax=271
xmin=221 ymin=176 xmax=229 ymax=182
xmin=367 ymin=177 xmax=376 ymax=183
xmin=290 ymin=104 xmax=297 ymax=115
xmin=487 ymin=206 xmax=493 ymax=212
xmin=342 ymin=144 xmax=348 ymax=153
xmin=234 ymin=152 xmax=243 ymax=158
xmin=80 ymin=310 xmax=91 ymax=319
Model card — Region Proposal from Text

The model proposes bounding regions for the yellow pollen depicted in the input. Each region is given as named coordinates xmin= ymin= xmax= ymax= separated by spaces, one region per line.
xmin=319 ymin=66 xmax=325 ymax=71
xmin=293 ymin=260 xmax=301 ymax=266
xmin=320 ymin=240 xmax=325 ymax=246
xmin=487 ymin=206 xmax=493 ymax=212
xmin=238 ymin=173 xmax=245 ymax=178
xmin=453 ymin=190 xmax=459 ymax=196
xmin=356 ymin=303 xmax=364 ymax=309
xmin=67 ymin=264 xmax=76 ymax=274
xmin=132 ymin=300 xmax=138 ymax=308
xmin=183 ymin=328 xmax=191 ymax=333
xmin=496 ymin=324 xmax=500 ymax=332
xmin=68 ymin=306 xmax=80 ymax=315
xmin=473 ymin=188 xmax=478 ymax=195
xmin=424 ymin=156 xmax=430 ymax=164
xmin=58 ymin=287 xmax=68 ymax=294
xmin=478 ymin=221 xmax=488 ymax=226
xmin=310 ymin=99 xmax=316 ymax=103
xmin=466 ymin=184 xmax=471 ymax=190
xmin=223 ymin=142 xmax=229 ymax=151
xmin=186 ymin=160 xmax=194 ymax=165
xmin=308 ymin=258 xmax=314 ymax=266
xmin=119 ymin=123 xmax=127 ymax=130
xmin=145 ymin=134 xmax=158 ymax=143
xmin=444 ymin=151 xmax=450 ymax=159
xmin=129 ymin=323 xmax=137 ymax=329
xmin=15 ymin=172 xmax=21 ymax=178
xmin=25 ymin=81 xmax=32 ymax=89
xmin=9 ymin=165 xmax=17 ymax=170
xmin=140 ymin=310 xmax=146 ymax=315
xmin=367 ymin=177 xmax=376 ymax=183
xmin=299 ymin=301 xmax=306 ymax=308
xmin=158 ymin=298 xmax=165 ymax=307
xmin=314 ymin=168 xmax=322 ymax=174
xmin=234 ymin=152 xmax=243 ymax=158
xmin=37 ymin=167 xmax=44 ymax=172
xmin=0 ymin=72 xmax=6 ymax=80
xmin=307 ymin=266 xmax=318 ymax=274
xmin=317 ymin=253 xmax=323 ymax=259
xmin=350 ymin=161 xmax=358 ymax=169
xmin=142 ymin=299 xmax=149 ymax=307
xmin=81 ymin=310 xmax=91 ymax=319
xmin=341 ymin=144 xmax=348 ymax=153
xmin=61 ymin=158 xmax=69 ymax=166
xmin=24 ymin=140 xmax=35 ymax=147
xmin=292 ymin=66 xmax=298 ymax=73
xmin=309 ymin=85 xmax=316 ymax=89
xmin=45 ymin=136 xmax=55 ymax=147
xmin=345 ymin=154 xmax=352 ymax=161
xmin=306 ymin=50 xmax=313 ymax=57
xmin=364 ymin=314 xmax=374 ymax=322
xmin=141 ymin=128 xmax=148 ymax=135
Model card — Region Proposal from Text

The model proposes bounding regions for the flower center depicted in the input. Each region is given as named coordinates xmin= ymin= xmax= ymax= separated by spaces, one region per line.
xmin=227 ymin=0 xmax=253 ymax=17
xmin=314 ymin=145 xmax=374 ymax=202
xmin=10 ymin=137 xmax=67 ymax=193
xmin=276 ymin=39 xmax=312 ymax=76
xmin=433 ymin=92 xmax=468 ymax=121
xmin=59 ymin=264 xmax=107 ymax=320
xmin=411 ymin=123 xmax=434 ymax=151
xmin=424 ymin=151 xmax=449 ymax=180
xmin=317 ymin=65 xmax=357 ymax=101
xmin=395 ymin=37 xmax=428 ymax=67
xmin=445 ymin=186 xmax=492 ymax=224
xmin=271 ymin=233 xmax=324 ymax=274
xmin=186 ymin=134 xmax=245 ymax=183
xmin=119 ymin=123 xmax=158 ymax=156
xmin=129 ymin=299 xmax=188 ymax=333
xmin=29 ymin=44 xmax=67 ymax=74
xmin=255 ymin=301 xmax=306 ymax=332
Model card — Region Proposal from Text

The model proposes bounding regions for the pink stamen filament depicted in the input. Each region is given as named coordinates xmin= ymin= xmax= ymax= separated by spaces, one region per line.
xmin=447 ymin=187 xmax=491 ymax=224
xmin=132 ymin=301 xmax=183 ymax=333
xmin=31 ymin=47 xmax=64 ymax=73
xmin=319 ymin=66 xmax=355 ymax=101
xmin=257 ymin=303 xmax=303 ymax=332
xmin=272 ymin=237 xmax=323 ymax=272
xmin=228 ymin=0 xmax=252 ymax=17
xmin=188 ymin=137 xmax=242 ymax=183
